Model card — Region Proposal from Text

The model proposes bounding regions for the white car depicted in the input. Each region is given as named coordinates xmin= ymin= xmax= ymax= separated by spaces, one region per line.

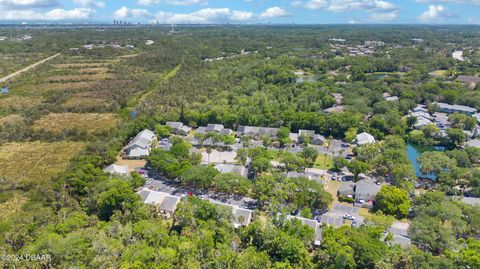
xmin=343 ymin=214 xmax=355 ymax=220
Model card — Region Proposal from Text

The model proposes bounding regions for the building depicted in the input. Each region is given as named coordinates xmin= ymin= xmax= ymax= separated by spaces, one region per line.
xmin=206 ymin=124 xmax=225 ymax=133
xmin=210 ymin=200 xmax=253 ymax=228
xmin=414 ymin=117 xmax=433 ymax=129
xmin=138 ymin=188 xmax=181 ymax=218
xmin=337 ymin=183 xmax=355 ymax=197
xmin=103 ymin=164 xmax=129 ymax=175
xmin=355 ymin=132 xmax=375 ymax=146
xmin=434 ymin=102 xmax=477 ymax=116
xmin=124 ymin=129 xmax=156 ymax=159
xmin=323 ymin=106 xmax=344 ymax=113
xmin=457 ymin=75 xmax=480 ymax=89
xmin=237 ymin=126 xmax=279 ymax=138
xmin=214 ymin=164 xmax=248 ymax=177
xmin=286 ymin=215 xmax=324 ymax=246
xmin=355 ymin=181 xmax=381 ymax=204
xmin=177 ymin=125 xmax=192 ymax=136
xmin=166 ymin=121 xmax=183 ymax=132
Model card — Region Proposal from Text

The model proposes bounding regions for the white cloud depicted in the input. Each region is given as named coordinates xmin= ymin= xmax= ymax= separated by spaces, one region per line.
xmin=1 ymin=7 xmax=94 ymax=20
xmin=114 ymin=7 xmax=253 ymax=23
xmin=114 ymin=6 xmax=152 ymax=19
xmin=231 ymin=10 xmax=254 ymax=21
xmin=74 ymin=0 xmax=105 ymax=8
xmin=291 ymin=0 xmax=399 ymax=21
xmin=305 ymin=0 xmax=327 ymax=10
xmin=138 ymin=0 xmax=207 ymax=5
xmin=419 ymin=4 xmax=454 ymax=22
xmin=0 ymin=0 xmax=57 ymax=9
xmin=259 ymin=7 xmax=290 ymax=19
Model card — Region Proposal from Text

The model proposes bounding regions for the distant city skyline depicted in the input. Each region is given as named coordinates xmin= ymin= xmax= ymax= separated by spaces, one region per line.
xmin=0 ymin=0 xmax=479 ymax=25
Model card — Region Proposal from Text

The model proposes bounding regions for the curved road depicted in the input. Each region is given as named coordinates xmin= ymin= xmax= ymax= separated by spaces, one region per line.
xmin=0 ymin=53 xmax=61 ymax=84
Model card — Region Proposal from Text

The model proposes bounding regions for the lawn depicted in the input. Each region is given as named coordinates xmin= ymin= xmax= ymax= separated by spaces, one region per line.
xmin=314 ymin=153 xmax=334 ymax=170
xmin=0 ymin=141 xmax=85 ymax=184
xmin=33 ymin=113 xmax=117 ymax=135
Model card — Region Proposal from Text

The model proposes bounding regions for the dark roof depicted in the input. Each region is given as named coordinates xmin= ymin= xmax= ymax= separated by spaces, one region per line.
xmin=457 ymin=75 xmax=480 ymax=84
xmin=160 ymin=196 xmax=180 ymax=212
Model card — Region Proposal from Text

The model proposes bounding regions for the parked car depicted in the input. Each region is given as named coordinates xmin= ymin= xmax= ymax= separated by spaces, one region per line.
xmin=343 ymin=214 xmax=355 ymax=220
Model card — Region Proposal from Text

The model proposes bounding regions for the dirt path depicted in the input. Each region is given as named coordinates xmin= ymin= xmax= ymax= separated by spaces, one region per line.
xmin=0 ymin=53 xmax=61 ymax=83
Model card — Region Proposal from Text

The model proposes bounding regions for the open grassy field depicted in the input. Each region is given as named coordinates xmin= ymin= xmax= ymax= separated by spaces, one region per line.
xmin=0 ymin=114 xmax=23 ymax=126
xmin=46 ymin=73 xmax=116 ymax=82
xmin=0 ymin=141 xmax=84 ymax=183
xmin=314 ymin=153 xmax=334 ymax=170
xmin=0 ymin=96 xmax=42 ymax=110
xmin=33 ymin=113 xmax=117 ymax=134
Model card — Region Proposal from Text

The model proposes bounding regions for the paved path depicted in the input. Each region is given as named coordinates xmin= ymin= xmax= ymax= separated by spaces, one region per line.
xmin=0 ymin=53 xmax=61 ymax=83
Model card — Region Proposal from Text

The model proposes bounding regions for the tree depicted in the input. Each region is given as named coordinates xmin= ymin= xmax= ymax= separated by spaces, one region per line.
xmin=155 ymin=124 xmax=171 ymax=138
xmin=344 ymin=128 xmax=358 ymax=143
xmin=93 ymin=178 xmax=140 ymax=220
xmin=418 ymin=151 xmax=456 ymax=176
xmin=235 ymin=148 xmax=249 ymax=166
xmin=277 ymin=127 xmax=291 ymax=148
xmin=348 ymin=160 xmax=369 ymax=181
xmin=298 ymin=147 xmax=319 ymax=168
xmin=446 ymin=128 xmax=466 ymax=147
xmin=374 ymin=186 xmax=411 ymax=218
xmin=251 ymin=157 xmax=272 ymax=177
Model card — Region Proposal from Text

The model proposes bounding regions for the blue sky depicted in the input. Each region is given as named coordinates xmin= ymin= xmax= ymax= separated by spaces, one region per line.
xmin=0 ymin=0 xmax=479 ymax=24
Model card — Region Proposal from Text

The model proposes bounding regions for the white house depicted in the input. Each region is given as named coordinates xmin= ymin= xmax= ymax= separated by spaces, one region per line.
xmin=125 ymin=129 xmax=156 ymax=159
xmin=103 ymin=164 xmax=129 ymax=175
xmin=355 ymin=132 xmax=375 ymax=146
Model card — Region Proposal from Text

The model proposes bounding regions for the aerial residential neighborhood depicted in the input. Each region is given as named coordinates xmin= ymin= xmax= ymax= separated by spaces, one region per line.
xmin=0 ymin=3 xmax=480 ymax=266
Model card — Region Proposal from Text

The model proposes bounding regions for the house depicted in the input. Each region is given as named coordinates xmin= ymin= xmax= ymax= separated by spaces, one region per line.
xmin=138 ymin=188 xmax=181 ymax=218
xmin=196 ymin=126 xmax=207 ymax=134
xmin=237 ymin=126 xmax=260 ymax=137
xmin=434 ymin=102 xmax=477 ymax=116
xmin=0 ymin=87 xmax=9 ymax=94
xmin=103 ymin=164 xmax=129 ymax=175
xmin=413 ymin=105 xmax=428 ymax=113
xmin=338 ymin=183 xmax=355 ymax=197
xmin=210 ymin=200 xmax=253 ymax=228
xmin=214 ymin=164 xmax=248 ymax=177
xmin=286 ymin=215 xmax=324 ymax=246
xmin=312 ymin=134 xmax=326 ymax=145
xmin=220 ymin=128 xmax=233 ymax=135
xmin=457 ymin=75 xmax=480 ymax=89
xmin=206 ymin=124 xmax=224 ymax=133
xmin=125 ymin=129 xmax=156 ymax=159
xmin=323 ymin=106 xmax=344 ymax=113
xmin=354 ymin=181 xmax=381 ymax=204
xmin=289 ymin=133 xmax=299 ymax=144
xmin=414 ymin=117 xmax=433 ymax=129
xmin=355 ymin=132 xmax=375 ymax=146
xmin=236 ymin=126 xmax=279 ymax=138
xmin=176 ymin=125 xmax=192 ymax=136
xmin=166 ymin=121 xmax=184 ymax=132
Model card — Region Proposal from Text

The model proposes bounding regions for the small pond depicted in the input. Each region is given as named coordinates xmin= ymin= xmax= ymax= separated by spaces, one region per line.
xmin=406 ymin=143 xmax=437 ymax=180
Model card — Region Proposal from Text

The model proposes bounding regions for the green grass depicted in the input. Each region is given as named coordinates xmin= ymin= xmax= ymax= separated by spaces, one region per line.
xmin=314 ymin=153 xmax=334 ymax=170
